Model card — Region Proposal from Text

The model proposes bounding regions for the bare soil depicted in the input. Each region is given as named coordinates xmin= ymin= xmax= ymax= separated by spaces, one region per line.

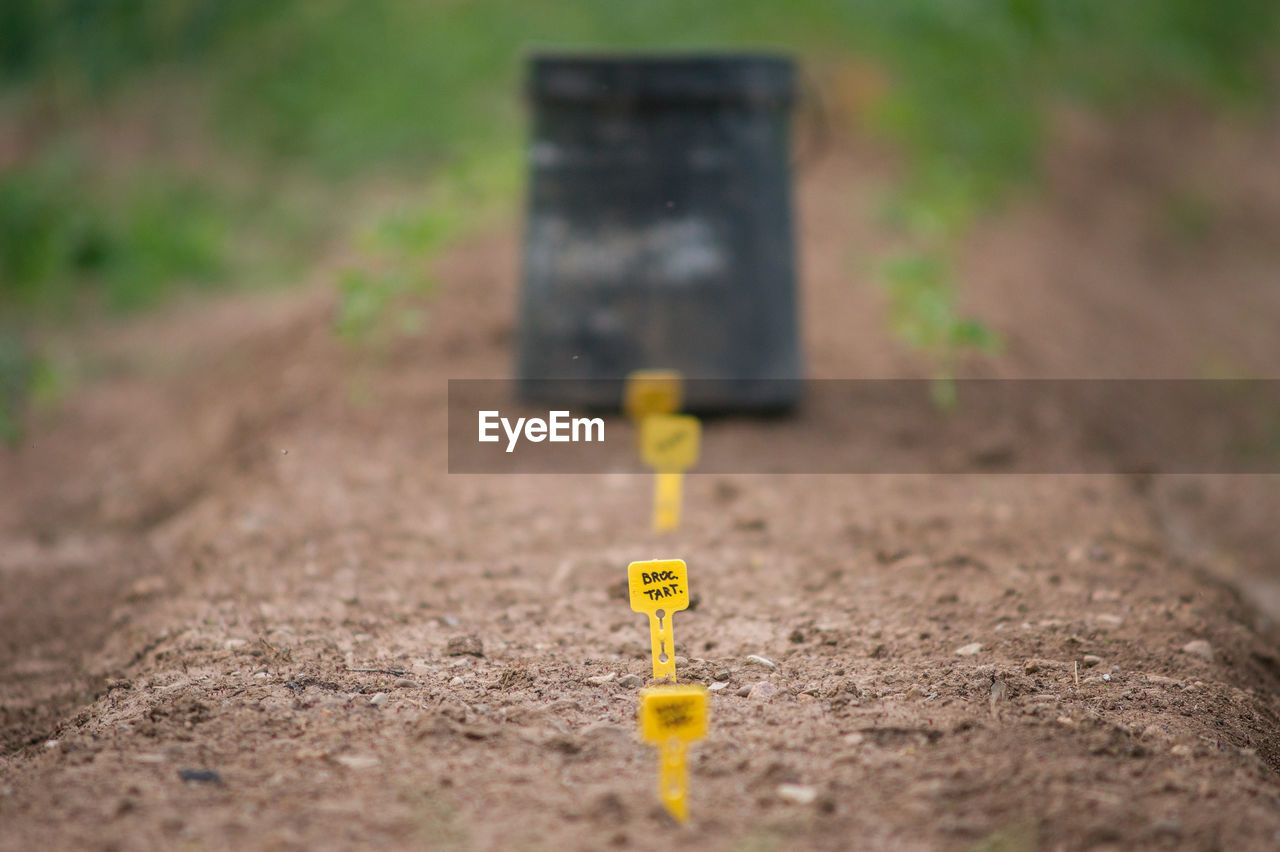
xmin=4 ymin=107 xmax=1280 ymax=851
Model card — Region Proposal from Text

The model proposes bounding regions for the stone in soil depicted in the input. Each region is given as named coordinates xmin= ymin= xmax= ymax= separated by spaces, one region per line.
xmin=177 ymin=769 xmax=223 ymax=784
xmin=954 ymin=643 xmax=983 ymax=657
xmin=1182 ymin=640 xmax=1214 ymax=662
xmin=777 ymin=784 xmax=818 ymax=805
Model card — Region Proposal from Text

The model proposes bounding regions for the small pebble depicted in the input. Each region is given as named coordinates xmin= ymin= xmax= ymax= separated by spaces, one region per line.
xmin=713 ymin=669 xmax=731 ymax=681
xmin=1082 ymin=655 xmax=1103 ymax=667
xmin=708 ymin=681 xmax=730 ymax=692
xmin=334 ymin=755 xmax=380 ymax=770
xmin=177 ymin=769 xmax=223 ymax=784
xmin=449 ymin=676 xmax=465 ymax=686
xmin=748 ymin=682 xmax=777 ymax=702
xmin=735 ymin=684 xmax=753 ymax=697
xmin=954 ymin=643 xmax=983 ymax=657
xmin=1102 ymin=673 xmax=1112 ymax=682
xmin=777 ymin=784 xmax=818 ymax=805
xmin=368 ymin=692 xmax=388 ymax=707
xmin=1182 ymin=640 xmax=1214 ymax=662
xmin=586 ymin=673 xmax=616 ymax=686
xmin=745 ymin=655 xmax=777 ymax=670
xmin=617 ymin=674 xmax=643 ymax=688
xmin=394 ymin=678 xmax=417 ymax=688
xmin=44 ymin=740 xmax=59 ymax=749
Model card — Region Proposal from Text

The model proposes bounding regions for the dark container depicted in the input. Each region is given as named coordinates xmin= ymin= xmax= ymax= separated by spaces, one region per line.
xmin=516 ymin=53 xmax=802 ymax=412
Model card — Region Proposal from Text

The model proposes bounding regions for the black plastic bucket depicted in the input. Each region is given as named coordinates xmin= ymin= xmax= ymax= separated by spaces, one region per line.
xmin=516 ymin=53 xmax=802 ymax=412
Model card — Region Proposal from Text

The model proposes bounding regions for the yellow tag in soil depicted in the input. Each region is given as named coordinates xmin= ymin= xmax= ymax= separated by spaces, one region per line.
xmin=628 ymin=558 xmax=690 ymax=681
xmin=640 ymin=415 xmax=700 ymax=531
xmin=624 ymin=370 xmax=683 ymax=423
xmin=638 ymin=684 xmax=709 ymax=824
xmin=640 ymin=414 xmax=700 ymax=472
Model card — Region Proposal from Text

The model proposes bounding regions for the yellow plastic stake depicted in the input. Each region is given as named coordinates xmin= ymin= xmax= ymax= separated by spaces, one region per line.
xmin=628 ymin=558 xmax=690 ymax=681
xmin=639 ymin=685 xmax=709 ymax=824
xmin=623 ymin=369 xmax=684 ymax=424
xmin=640 ymin=414 xmax=701 ymax=532
xmin=653 ymin=471 xmax=683 ymax=532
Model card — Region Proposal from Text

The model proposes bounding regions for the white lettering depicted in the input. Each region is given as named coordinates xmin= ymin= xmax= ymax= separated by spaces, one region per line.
xmin=478 ymin=410 xmax=500 ymax=443
xmin=574 ymin=416 xmax=604 ymax=442
xmin=549 ymin=410 xmax=570 ymax=442
xmin=480 ymin=410 xmax=605 ymax=453
xmin=501 ymin=416 xmax=525 ymax=453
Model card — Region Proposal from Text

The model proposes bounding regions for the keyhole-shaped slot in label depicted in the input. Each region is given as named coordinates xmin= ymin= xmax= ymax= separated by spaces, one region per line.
xmin=659 ymin=640 xmax=669 ymax=664
xmin=655 ymin=609 xmax=666 ymax=630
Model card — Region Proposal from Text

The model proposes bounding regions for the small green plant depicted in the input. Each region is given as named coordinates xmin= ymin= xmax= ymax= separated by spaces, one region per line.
xmin=882 ymin=249 xmax=1002 ymax=408
xmin=0 ymin=330 xmax=61 ymax=446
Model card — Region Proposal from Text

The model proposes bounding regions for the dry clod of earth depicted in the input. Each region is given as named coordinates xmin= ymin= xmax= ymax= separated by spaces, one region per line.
xmin=445 ymin=633 xmax=484 ymax=657
xmin=744 ymin=654 xmax=776 ymax=670
xmin=989 ymin=679 xmax=1009 ymax=714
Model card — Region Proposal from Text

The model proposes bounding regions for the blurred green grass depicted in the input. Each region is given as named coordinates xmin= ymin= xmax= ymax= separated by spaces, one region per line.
xmin=1 ymin=0 xmax=1277 ymax=435
xmin=4 ymin=0 xmax=1275 ymax=309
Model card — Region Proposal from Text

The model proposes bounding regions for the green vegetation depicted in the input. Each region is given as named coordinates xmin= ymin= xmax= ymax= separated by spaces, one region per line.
xmin=1 ymin=0 xmax=1277 ymax=432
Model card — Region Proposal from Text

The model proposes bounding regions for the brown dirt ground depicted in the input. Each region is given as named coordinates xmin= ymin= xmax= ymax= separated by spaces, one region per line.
xmin=4 ymin=105 xmax=1280 ymax=851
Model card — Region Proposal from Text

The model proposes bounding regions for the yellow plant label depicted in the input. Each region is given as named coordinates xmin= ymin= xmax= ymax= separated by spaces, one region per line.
xmin=640 ymin=416 xmax=699 ymax=531
xmin=638 ymin=684 xmax=709 ymax=824
xmin=652 ymin=471 xmax=683 ymax=532
xmin=624 ymin=370 xmax=683 ymax=422
xmin=639 ymin=684 xmax=708 ymax=743
xmin=628 ymin=558 xmax=690 ymax=680
xmin=640 ymin=414 xmax=700 ymax=473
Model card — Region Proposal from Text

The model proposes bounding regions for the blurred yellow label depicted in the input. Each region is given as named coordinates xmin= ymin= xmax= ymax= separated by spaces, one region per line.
xmin=639 ymin=684 xmax=708 ymax=743
xmin=640 ymin=414 xmax=700 ymax=473
xmin=638 ymin=684 xmax=709 ymax=824
xmin=624 ymin=370 xmax=683 ymax=422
